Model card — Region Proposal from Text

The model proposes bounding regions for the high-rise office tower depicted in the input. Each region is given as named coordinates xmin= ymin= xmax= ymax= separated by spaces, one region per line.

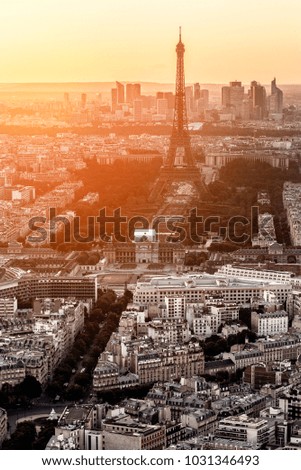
xmin=111 ymin=81 xmax=125 ymax=112
xmin=199 ymin=89 xmax=209 ymax=110
xmin=156 ymin=98 xmax=168 ymax=116
xmin=268 ymin=78 xmax=283 ymax=114
xmin=111 ymin=88 xmax=118 ymax=112
xmin=126 ymin=83 xmax=134 ymax=104
xmin=134 ymin=83 xmax=141 ymax=99
xmin=194 ymin=83 xmax=201 ymax=101
xmin=116 ymin=81 xmax=125 ymax=104
xmin=126 ymin=83 xmax=141 ymax=104
xmin=222 ymin=81 xmax=244 ymax=118
xmin=249 ymin=81 xmax=267 ymax=120
xmin=133 ymin=99 xmax=143 ymax=121
xmin=221 ymin=86 xmax=231 ymax=107
xmin=64 ymin=93 xmax=70 ymax=110
xmin=185 ymin=86 xmax=194 ymax=114
xmin=156 ymin=92 xmax=175 ymax=109
xmin=81 ymin=93 xmax=87 ymax=109
xmin=194 ymin=86 xmax=209 ymax=114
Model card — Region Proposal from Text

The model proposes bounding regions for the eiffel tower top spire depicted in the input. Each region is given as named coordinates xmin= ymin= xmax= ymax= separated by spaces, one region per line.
xmin=176 ymin=26 xmax=185 ymax=56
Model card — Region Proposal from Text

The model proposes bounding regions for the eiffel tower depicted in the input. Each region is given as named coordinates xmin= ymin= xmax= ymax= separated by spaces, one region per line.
xmin=149 ymin=28 xmax=206 ymax=205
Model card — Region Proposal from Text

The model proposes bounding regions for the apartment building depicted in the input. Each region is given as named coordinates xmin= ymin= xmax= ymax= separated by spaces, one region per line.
xmin=102 ymin=411 xmax=165 ymax=450
xmin=147 ymin=318 xmax=190 ymax=344
xmin=215 ymin=414 xmax=274 ymax=448
xmin=131 ymin=342 xmax=204 ymax=385
xmin=0 ymin=299 xmax=86 ymax=388
xmin=133 ymin=274 xmax=291 ymax=306
xmin=0 ymin=276 xmax=97 ymax=304
xmin=217 ymin=265 xmax=293 ymax=283
xmin=279 ymin=385 xmax=301 ymax=420
xmin=251 ymin=310 xmax=288 ymax=336
xmin=181 ymin=409 xmax=217 ymax=436
xmin=0 ymin=297 xmax=17 ymax=316
xmin=256 ymin=335 xmax=301 ymax=363
xmin=0 ymin=358 xmax=26 ymax=389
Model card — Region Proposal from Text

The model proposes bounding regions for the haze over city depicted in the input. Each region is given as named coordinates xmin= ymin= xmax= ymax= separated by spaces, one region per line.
xmin=1 ymin=0 xmax=301 ymax=84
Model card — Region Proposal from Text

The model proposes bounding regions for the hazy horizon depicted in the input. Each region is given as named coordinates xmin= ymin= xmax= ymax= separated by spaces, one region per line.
xmin=1 ymin=1 xmax=301 ymax=84
xmin=0 ymin=81 xmax=301 ymax=85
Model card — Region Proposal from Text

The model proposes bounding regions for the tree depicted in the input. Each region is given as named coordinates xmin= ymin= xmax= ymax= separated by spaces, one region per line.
xmin=2 ymin=421 xmax=36 ymax=450
xmin=74 ymin=372 xmax=91 ymax=387
xmin=90 ymin=308 xmax=106 ymax=322
xmin=55 ymin=364 xmax=72 ymax=379
xmin=203 ymin=341 xmax=218 ymax=357
xmin=33 ymin=420 xmax=57 ymax=450
xmin=46 ymin=381 xmax=63 ymax=399
xmin=239 ymin=307 xmax=252 ymax=329
xmin=87 ymin=253 xmax=101 ymax=265
xmin=85 ymin=321 xmax=100 ymax=337
xmin=123 ymin=289 xmax=133 ymax=302
xmin=89 ymin=345 xmax=101 ymax=358
xmin=76 ymin=252 xmax=90 ymax=265
xmin=73 ymin=338 xmax=87 ymax=355
xmin=81 ymin=356 xmax=98 ymax=372
xmin=18 ymin=375 xmax=42 ymax=399
xmin=65 ymin=384 xmax=85 ymax=401
xmin=62 ymin=353 xmax=78 ymax=369
xmin=185 ymin=255 xmax=196 ymax=266
xmin=44 ymin=286 xmax=130 ymax=401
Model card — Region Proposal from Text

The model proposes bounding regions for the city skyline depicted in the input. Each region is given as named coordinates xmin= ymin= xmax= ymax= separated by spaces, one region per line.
xmin=1 ymin=0 xmax=301 ymax=84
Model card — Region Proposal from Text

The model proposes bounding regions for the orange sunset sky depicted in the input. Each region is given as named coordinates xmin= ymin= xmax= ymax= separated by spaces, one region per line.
xmin=1 ymin=0 xmax=301 ymax=84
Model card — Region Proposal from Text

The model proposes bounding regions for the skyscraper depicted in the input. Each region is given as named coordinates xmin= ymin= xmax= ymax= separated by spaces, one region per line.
xmin=111 ymin=81 xmax=125 ymax=112
xmin=199 ymin=89 xmax=209 ymax=110
xmin=249 ymin=81 xmax=267 ymax=120
xmin=185 ymin=86 xmax=194 ymax=114
xmin=133 ymin=99 xmax=143 ymax=121
xmin=193 ymin=85 xmax=209 ymax=114
xmin=64 ymin=92 xmax=70 ymax=111
xmin=222 ymin=81 xmax=244 ymax=118
xmin=111 ymin=88 xmax=118 ymax=112
xmin=116 ymin=81 xmax=125 ymax=104
xmin=156 ymin=98 xmax=168 ymax=116
xmin=268 ymin=78 xmax=283 ymax=114
xmin=194 ymin=83 xmax=201 ymax=101
xmin=156 ymin=92 xmax=174 ymax=110
xmin=81 ymin=93 xmax=87 ymax=109
xmin=126 ymin=83 xmax=141 ymax=104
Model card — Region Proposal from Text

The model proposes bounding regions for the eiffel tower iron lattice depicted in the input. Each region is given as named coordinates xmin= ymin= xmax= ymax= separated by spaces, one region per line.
xmin=165 ymin=26 xmax=194 ymax=168
xmin=149 ymin=28 xmax=206 ymax=204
